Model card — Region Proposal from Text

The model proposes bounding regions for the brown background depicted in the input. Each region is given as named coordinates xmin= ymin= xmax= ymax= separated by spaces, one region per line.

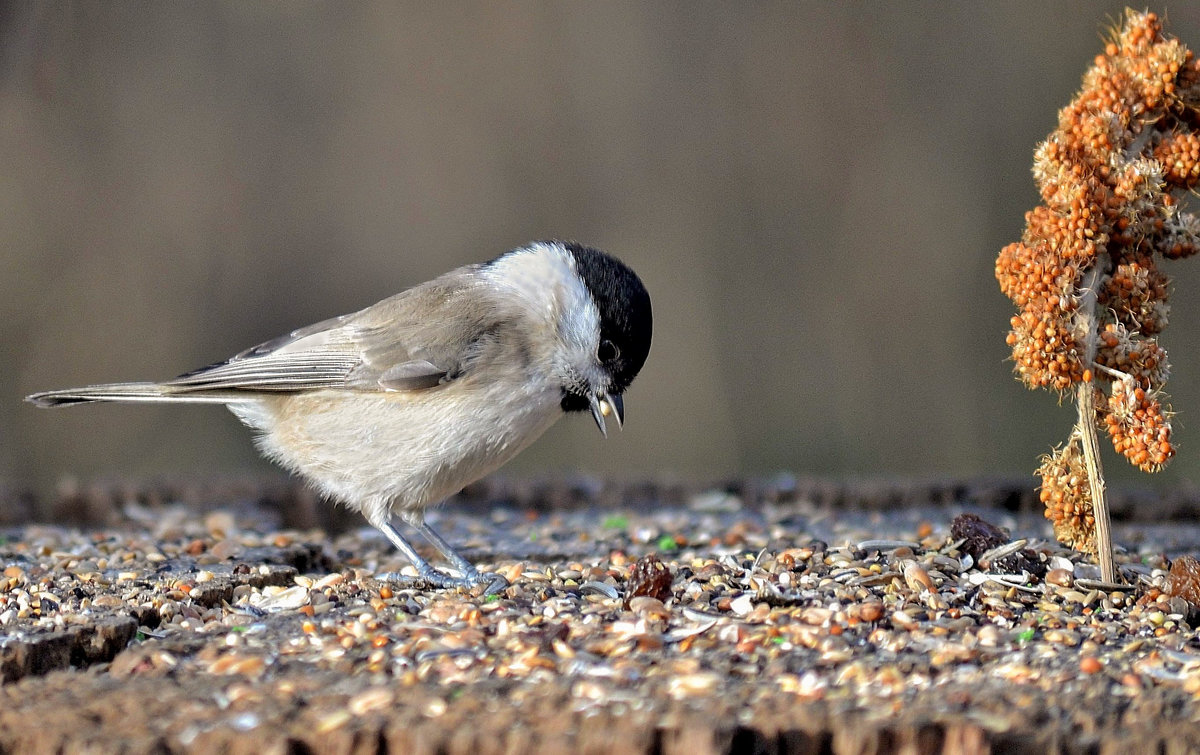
xmin=6 ymin=3 xmax=1200 ymax=495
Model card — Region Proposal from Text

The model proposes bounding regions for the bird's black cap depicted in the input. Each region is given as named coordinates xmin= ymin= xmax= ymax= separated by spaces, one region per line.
xmin=561 ymin=242 xmax=653 ymax=394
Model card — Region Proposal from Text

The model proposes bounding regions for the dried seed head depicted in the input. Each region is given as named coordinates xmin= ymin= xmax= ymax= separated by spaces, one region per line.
xmin=998 ymin=10 xmax=1197 ymax=516
xmin=1104 ymin=256 xmax=1170 ymax=335
xmin=1038 ymin=437 xmax=1096 ymax=554
xmin=1104 ymin=375 xmax=1175 ymax=472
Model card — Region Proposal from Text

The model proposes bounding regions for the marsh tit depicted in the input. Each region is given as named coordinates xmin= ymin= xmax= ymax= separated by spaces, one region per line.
xmin=27 ymin=241 xmax=653 ymax=592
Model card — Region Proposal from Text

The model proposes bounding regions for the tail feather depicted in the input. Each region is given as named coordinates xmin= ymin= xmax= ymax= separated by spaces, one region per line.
xmin=25 ymin=382 xmax=246 ymax=407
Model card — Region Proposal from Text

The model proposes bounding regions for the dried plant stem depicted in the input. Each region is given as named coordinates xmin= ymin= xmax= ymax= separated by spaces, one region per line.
xmin=1075 ymin=383 xmax=1115 ymax=582
xmin=1075 ymin=254 xmax=1116 ymax=583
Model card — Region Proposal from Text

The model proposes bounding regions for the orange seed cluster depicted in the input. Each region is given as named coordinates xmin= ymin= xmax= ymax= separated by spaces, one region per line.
xmin=997 ymin=11 xmax=1200 ymax=546
xmin=1105 ymin=376 xmax=1174 ymax=472
xmin=1038 ymin=437 xmax=1096 ymax=554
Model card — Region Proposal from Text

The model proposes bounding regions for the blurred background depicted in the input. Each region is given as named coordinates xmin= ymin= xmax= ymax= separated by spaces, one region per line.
xmin=6 ymin=3 xmax=1200 ymax=498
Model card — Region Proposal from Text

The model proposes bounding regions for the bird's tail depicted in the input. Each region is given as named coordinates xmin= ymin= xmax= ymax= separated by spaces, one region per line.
xmin=25 ymin=382 xmax=244 ymax=408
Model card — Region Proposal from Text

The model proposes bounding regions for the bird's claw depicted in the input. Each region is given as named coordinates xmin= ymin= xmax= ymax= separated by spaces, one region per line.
xmin=376 ymin=567 xmax=509 ymax=595
xmin=478 ymin=573 xmax=510 ymax=596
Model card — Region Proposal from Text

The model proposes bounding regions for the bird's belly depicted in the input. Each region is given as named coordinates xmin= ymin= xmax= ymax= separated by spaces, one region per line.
xmin=233 ymin=388 xmax=562 ymax=518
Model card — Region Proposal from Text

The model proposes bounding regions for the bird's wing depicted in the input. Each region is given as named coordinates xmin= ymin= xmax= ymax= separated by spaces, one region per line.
xmin=166 ymin=268 xmax=501 ymax=393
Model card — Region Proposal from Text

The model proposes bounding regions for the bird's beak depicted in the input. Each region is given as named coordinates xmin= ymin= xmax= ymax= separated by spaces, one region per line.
xmin=589 ymin=392 xmax=624 ymax=437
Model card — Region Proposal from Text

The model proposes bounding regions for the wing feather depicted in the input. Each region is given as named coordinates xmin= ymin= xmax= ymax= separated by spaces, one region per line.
xmin=163 ymin=267 xmax=499 ymax=394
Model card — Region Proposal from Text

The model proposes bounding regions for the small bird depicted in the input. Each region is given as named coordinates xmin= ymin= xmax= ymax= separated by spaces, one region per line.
xmin=27 ymin=241 xmax=652 ymax=592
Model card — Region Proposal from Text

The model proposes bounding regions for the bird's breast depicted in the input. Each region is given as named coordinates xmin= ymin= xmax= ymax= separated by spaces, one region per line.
xmin=237 ymin=381 xmax=563 ymax=513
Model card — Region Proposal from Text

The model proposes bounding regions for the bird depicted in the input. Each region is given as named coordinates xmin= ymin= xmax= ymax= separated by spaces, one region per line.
xmin=27 ymin=240 xmax=652 ymax=593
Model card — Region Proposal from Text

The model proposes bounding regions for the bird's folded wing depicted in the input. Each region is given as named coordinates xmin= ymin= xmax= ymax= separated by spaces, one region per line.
xmin=167 ymin=274 xmax=496 ymax=393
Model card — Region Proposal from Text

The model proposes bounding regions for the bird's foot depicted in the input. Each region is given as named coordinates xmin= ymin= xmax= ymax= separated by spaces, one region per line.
xmin=377 ymin=565 xmax=509 ymax=596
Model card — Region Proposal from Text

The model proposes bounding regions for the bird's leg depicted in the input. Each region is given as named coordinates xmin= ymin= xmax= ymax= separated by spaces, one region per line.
xmin=374 ymin=517 xmax=508 ymax=595
xmin=403 ymin=515 xmax=479 ymax=577
xmin=404 ymin=513 xmax=510 ymax=595
xmin=375 ymin=520 xmax=455 ymax=583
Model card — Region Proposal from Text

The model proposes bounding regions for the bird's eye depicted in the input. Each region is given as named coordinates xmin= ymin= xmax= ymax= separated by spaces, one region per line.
xmin=597 ymin=338 xmax=620 ymax=362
